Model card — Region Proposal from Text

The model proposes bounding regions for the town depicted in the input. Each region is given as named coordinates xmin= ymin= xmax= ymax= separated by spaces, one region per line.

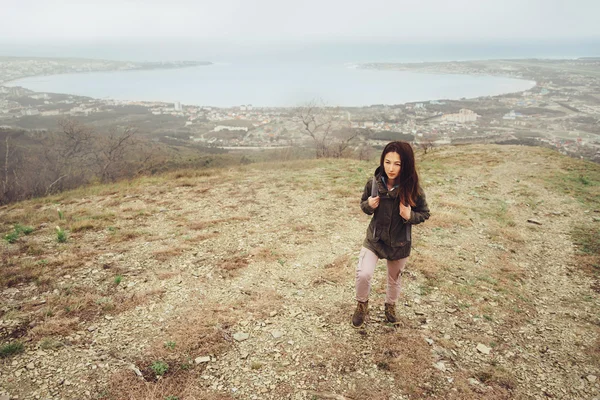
xmin=1 ymin=57 xmax=599 ymax=163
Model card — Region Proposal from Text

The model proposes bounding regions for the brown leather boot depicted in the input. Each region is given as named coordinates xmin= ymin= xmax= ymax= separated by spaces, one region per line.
xmin=385 ymin=303 xmax=399 ymax=324
xmin=352 ymin=300 xmax=368 ymax=328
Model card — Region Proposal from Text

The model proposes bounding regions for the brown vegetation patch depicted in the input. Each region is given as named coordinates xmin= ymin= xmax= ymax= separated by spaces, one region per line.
xmin=69 ymin=219 xmax=106 ymax=233
xmin=220 ymin=256 xmax=249 ymax=278
xmin=0 ymin=320 xmax=31 ymax=341
xmin=248 ymin=246 xmax=279 ymax=262
xmin=292 ymin=223 xmax=315 ymax=232
xmin=29 ymin=317 xmax=79 ymax=339
xmin=186 ymin=232 xmax=219 ymax=243
xmin=107 ymin=228 xmax=143 ymax=243
xmin=107 ymin=373 xmax=234 ymax=400
xmin=571 ymin=224 xmax=600 ymax=292
xmin=410 ymin=253 xmax=441 ymax=284
xmin=30 ymin=287 xmax=156 ymax=321
xmin=107 ymin=304 xmax=236 ymax=399
xmin=152 ymin=246 xmax=191 ymax=262
xmin=240 ymin=289 xmax=284 ymax=319
xmin=194 ymin=187 xmax=211 ymax=195
xmin=176 ymin=179 xmax=196 ymax=187
xmin=188 ymin=216 xmax=250 ymax=231
xmin=320 ymin=254 xmax=354 ymax=285
xmin=0 ymin=258 xmax=46 ymax=288
xmin=372 ymin=328 xmax=445 ymax=399
xmin=155 ymin=270 xmax=180 ymax=281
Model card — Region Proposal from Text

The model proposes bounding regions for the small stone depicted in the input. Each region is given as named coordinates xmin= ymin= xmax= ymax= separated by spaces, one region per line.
xmin=446 ymin=308 xmax=457 ymax=314
xmin=26 ymin=362 xmax=35 ymax=370
xmin=104 ymin=315 xmax=113 ymax=320
xmin=587 ymin=375 xmax=597 ymax=383
xmin=14 ymin=369 xmax=22 ymax=377
xmin=233 ymin=332 xmax=250 ymax=342
xmin=195 ymin=356 xmax=211 ymax=364
xmin=527 ymin=219 xmax=542 ymax=225
xmin=425 ymin=338 xmax=434 ymax=346
xmin=468 ymin=378 xmax=480 ymax=386
xmin=476 ymin=343 xmax=491 ymax=355
xmin=0 ymin=395 xmax=10 ymax=400
xmin=128 ymin=364 xmax=142 ymax=377
xmin=433 ymin=362 xmax=446 ymax=372
xmin=271 ymin=330 xmax=283 ymax=339
xmin=414 ymin=311 xmax=425 ymax=316
xmin=240 ymin=351 xmax=249 ymax=359
xmin=269 ymin=311 xmax=278 ymax=317
xmin=87 ymin=325 xmax=97 ymax=332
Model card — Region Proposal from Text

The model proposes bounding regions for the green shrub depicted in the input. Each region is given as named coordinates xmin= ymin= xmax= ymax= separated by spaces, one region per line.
xmin=150 ymin=361 xmax=169 ymax=376
xmin=3 ymin=231 xmax=19 ymax=244
xmin=165 ymin=341 xmax=176 ymax=350
xmin=56 ymin=226 xmax=67 ymax=243
xmin=0 ymin=342 xmax=24 ymax=358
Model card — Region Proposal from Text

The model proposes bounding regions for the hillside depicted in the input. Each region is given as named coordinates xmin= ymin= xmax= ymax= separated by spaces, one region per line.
xmin=0 ymin=144 xmax=599 ymax=400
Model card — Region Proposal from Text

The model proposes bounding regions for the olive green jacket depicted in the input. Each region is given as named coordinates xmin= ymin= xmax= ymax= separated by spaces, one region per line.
xmin=360 ymin=167 xmax=430 ymax=259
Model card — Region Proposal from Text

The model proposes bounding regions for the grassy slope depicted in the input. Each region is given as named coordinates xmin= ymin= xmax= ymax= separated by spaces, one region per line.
xmin=0 ymin=144 xmax=599 ymax=400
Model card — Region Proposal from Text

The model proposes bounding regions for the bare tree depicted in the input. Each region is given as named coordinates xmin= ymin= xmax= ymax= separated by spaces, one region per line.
xmin=299 ymin=101 xmax=334 ymax=158
xmin=44 ymin=119 xmax=96 ymax=194
xmin=418 ymin=139 xmax=435 ymax=155
xmin=299 ymin=101 xmax=357 ymax=158
xmin=95 ymin=126 xmax=138 ymax=182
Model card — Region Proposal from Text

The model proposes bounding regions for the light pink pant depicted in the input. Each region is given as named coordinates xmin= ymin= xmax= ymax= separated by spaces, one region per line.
xmin=355 ymin=247 xmax=408 ymax=304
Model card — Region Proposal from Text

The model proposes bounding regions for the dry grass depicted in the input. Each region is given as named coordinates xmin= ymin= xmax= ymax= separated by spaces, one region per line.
xmin=152 ymin=246 xmax=191 ymax=262
xmin=372 ymin=328 xmax=444 ymax=399
xmin=320 ymin=254 xmax=354 ymax=285
xmin=70 ymin=219 xmax=106 ymax=232
xmin=220 ymin=256 xmax=249 ymax=278
xmin=188 ymin=216 xmax=250 ymax=231
xmin=29 ymin=317 xmax=80 ymax=339
xmin=248 ymin=246 xmax=279 ymax=262
xmin=106 ymin=303 xmax=236 ymax=400
xmin=155 ymin=270 xmax=180 ymax=281
xmin=107 ymin=228 xmax=144 ymax=242
xmin=292 ymin=223 xmax=316 ymax=232
xmin=182 ymin=232 xmax=219 ymax=243
xmin=0 ymin=258 xmax=45 ymax=288
xmin=240 ymin=288 xmax=284 ymax=319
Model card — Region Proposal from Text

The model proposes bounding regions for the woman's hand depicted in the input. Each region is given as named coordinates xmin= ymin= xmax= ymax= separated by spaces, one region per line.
xmin=400 ymin=203 xmax=411 ymax=220
xmin=368 ymin=196 xmax=380 ymax=209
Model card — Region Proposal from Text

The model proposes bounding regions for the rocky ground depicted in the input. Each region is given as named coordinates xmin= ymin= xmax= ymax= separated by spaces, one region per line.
xmin=0 ymin=144 xmax=599 ymax=400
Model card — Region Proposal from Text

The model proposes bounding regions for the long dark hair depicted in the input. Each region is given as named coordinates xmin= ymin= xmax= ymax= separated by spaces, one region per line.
xmin=379 ymin=141 xmax=420 ymax=206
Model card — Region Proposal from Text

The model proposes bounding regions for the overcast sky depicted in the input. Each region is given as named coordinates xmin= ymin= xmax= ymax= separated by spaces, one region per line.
xmin=3 ymin=0 xmax=600 ymax=43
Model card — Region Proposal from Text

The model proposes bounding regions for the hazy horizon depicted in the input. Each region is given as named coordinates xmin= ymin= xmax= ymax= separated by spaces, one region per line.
xmin=4 ymin=0 xmax=600 ymax=43
xmin=2 ymin=38 xmax=600 ymax=63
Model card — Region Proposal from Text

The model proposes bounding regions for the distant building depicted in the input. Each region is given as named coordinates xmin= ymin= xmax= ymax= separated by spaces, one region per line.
xmin=21 ymin=109 xmax=40 ymax=116
xmin=213 ymin=125 xmax=248 ymax=132
xmin=503 ymin=110 xmax=524 ymax=120
xmin=174 ymin=101 xmax=182 ymax=111
xmin=441 ymin=109 xmax=479 ymax=123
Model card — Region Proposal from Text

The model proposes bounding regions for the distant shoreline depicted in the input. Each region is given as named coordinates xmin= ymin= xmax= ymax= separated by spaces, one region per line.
xmin=3 ymin=58 xmax=537 ymax=108
xmin=0 ymin=57 xmax=212 ymax=86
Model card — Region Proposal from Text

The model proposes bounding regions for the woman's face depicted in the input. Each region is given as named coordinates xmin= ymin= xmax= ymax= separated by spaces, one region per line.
xmin=384 ymin=151 xmax=401 ymax=181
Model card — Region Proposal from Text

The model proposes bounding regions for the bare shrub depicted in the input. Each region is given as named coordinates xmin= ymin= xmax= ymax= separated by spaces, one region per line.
xmin=299 ymin=101 xmax=358 ymax=158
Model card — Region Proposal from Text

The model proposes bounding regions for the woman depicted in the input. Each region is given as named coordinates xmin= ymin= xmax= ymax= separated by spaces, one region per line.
xmin=353 ymin=141 xmax=430 ymax=328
